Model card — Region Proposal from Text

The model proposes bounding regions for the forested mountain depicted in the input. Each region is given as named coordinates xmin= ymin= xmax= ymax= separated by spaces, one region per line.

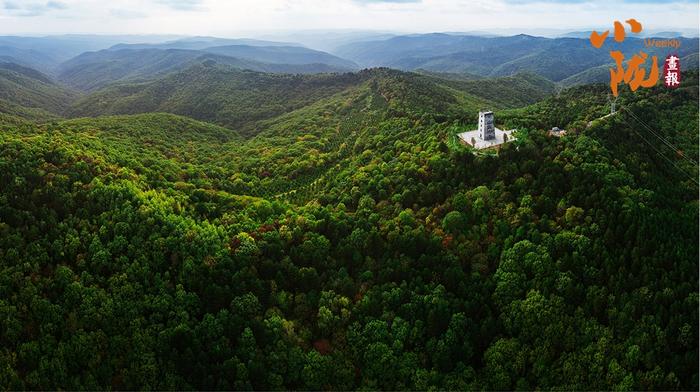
xmin=56 ymin=49 xmax=209 ymax=91
xmin=57 ymin=45 xmax=358 ymax=91
xmin=58 ymin=48 xmax=356 ymax=91
xmin=0 ymin=35 xmax=179 ymax=74
xmin=109 ymin=37 xmax=356 ymax=69
xmin=0 ymin=45 xmax=58 ymax=75
xmin=436 ymin=72 xmax=556 ymax=108
xmin=67 ymin=65 xmax=555 ymax=136
xmin=0 ymin=35 xmax=352 ymax=80
xmin=334 ymin=33 xmax=699 ymax=81
xmin=199 ymin=45 xmax=357 ymax=69
xmin=4 ymin=33 xmax=696 ymax=94
xmin=66 ymin=64 xmax=369 ymax=135
xmin=0 ymin=39 xmax=697 ymax=390
xmin=0 ymin=61 xmax=78 ymax=119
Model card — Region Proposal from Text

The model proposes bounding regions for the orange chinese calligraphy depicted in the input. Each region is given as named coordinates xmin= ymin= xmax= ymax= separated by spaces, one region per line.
xmin=589 ymin=19 xmax=659 ymax=96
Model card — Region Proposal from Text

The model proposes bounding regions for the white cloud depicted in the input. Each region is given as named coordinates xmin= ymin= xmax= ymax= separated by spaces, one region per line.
xmin=0 ymin=0 xmax=696 ymax=35
xmin=109 ymin=8 xmax=147 ymax=18
xmin=1 ymin=0 xmax=67 ymax=17
xmin=156 ymin=0 xmax=205 ymax=11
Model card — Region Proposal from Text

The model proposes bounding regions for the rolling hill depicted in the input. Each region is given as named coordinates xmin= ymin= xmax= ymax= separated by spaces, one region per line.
xmin=52 ymin=113 xmax=241 ymax=186
xmin=0 ymin=61 xmax=78 ymax=119
xmin=108 ymin=36 xmax=358 ymax=69
xmin=200 ymin=45 xmax=357 ymax=69
xmin=57 ymin=45 xmax=359 ymax=91
xmin=66 ymin=64 xmax=368 ymax=134
xmin=0 ymin=36 xmax=697 ymax=390
xmin=0 ymin=45 xmax=58 ymax=74
xmin=67 ymin=65 xmax=557 ymax=136
xmin=334 ymin=33 xmax=699 ymax=82
xmin=1 ymin=60 xmax=698 ymax=390
xmin=56 ymin=49 xmax=209 ymax=91
xmin=0 ymin=35 xmax=179 ymax=74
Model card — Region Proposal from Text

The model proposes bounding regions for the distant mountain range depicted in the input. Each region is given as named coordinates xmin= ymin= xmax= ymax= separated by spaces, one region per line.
xmin=0 ymin=35 xmax=179 ymax=72
xmin=0 ymin=36 xmax=360 ymax=81
xmin=0 ymin=58 xmax=557 ymax=137
xmin=56 ymin=46 xmax=358 ymax=91
xmin=333 ymin=33 xmax=699 ymax=82
xmin=108 ymin=36 xmax=301 ymax=50
xmin=0 ymin=33 xmax=696 ymax=119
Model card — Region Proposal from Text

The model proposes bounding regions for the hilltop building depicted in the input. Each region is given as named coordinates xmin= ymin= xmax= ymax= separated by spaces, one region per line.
xmin=458 ymin=110 xmax=516 ymax=150
xmin=478 ymin=111 xmax=496 ymax=140
xmin=549 ymin=126 xmax=567 ymax=137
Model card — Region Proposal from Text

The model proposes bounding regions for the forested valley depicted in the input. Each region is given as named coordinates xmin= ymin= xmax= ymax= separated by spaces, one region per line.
xmin=0 ymin=52 xmax=698 ymax=389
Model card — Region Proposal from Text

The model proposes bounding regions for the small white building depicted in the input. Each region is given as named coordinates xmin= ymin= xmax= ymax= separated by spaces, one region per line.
xmin=458 ymin=110 xmax=516 ymax=150
xmin=549 ymin=127 xmax=567 ymax=137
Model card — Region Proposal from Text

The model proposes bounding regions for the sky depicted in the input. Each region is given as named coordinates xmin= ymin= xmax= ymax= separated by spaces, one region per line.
xmin=0 ymin=0 xmax=698 ymax=37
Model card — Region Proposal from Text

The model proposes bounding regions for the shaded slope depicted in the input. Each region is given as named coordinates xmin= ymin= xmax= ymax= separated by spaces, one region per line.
xmin=0 ymin=61 xmax=78 ymax=118
xmin=67 ymin=64 xmax=370 ymax=136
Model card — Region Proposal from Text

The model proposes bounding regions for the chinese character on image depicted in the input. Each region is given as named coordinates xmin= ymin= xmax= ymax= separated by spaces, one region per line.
xmin=589 ymin=19 xmax=660 ymax=96
xmin=663 ymin=54 xmax=681 ymax=88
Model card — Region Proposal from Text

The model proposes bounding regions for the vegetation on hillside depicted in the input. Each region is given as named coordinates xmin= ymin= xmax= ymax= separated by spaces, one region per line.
xmin=0 ymin=62 xmax=78 ymax=117
xmin=57 ymin=49 xmax=357 ymax=91
xmin=0 ymin=62 xmax=697 ymax=391
xmin=67 ymin=66 xmax=556 ymax=137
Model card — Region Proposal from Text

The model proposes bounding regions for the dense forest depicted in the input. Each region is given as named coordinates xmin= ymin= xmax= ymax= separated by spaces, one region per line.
xmin=0 ymin=54 xmax=698 ymax=390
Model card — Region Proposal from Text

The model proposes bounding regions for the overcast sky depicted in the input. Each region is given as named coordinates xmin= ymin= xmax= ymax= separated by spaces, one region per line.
xmin=0 ymin=0 xmax=698 ymax=36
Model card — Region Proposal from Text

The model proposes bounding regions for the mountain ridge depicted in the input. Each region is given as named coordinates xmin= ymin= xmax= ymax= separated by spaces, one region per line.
xmin=334 ymin=33 xmax=699 ymax=81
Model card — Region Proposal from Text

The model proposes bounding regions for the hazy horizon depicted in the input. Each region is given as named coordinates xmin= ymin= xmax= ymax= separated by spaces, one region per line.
xmin=1 ymin=28 xmax=697 ymax=55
